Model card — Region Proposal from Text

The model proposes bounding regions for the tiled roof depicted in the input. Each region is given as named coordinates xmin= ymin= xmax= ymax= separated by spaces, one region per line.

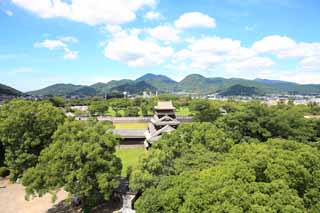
xmin=154 ymin=101 xmax=175 ymax=110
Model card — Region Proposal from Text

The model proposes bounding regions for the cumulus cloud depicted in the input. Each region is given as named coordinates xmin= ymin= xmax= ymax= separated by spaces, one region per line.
xmin=252 ymin=35 xmax=296 ymax=53
xmin=12 ymin=0 xmax=156 ymax=25
xmin=147 ymin=25 xmax=180 ymax=43
xmin=144 ymin=11 xmax=162 ymax=20
xmin=172 ymin=36 xmax=256 ymax=71
xmin=34 ymin=39 xmax=66 ymax=50
xmin=174 ymin=12 xmax=216 ymax=29
xmin=104 ymin=27 xmax=174 ymax=67
xmin=225 ymin=57 xmax=274 ymax=72
xmin=34 ymin=37 xmax=79 ymax=60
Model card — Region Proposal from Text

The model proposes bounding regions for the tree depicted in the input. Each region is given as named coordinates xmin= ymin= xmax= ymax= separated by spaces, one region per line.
xmin=89 ymin=101 xmax=109 ymax=116
xmin=0 ymin=100 xmax=65 ymax=180
xmin=190 ymin=99 xmax=221 ymax=122
xmin=49 ymin=96 xmax=66 ymax=107
xmin=125 ymin=106 xmax=140 ymax=117
xmin=22 ymin=120 xmax=122 ymax=208
xmin=130 ymin=123 xmax=233 ymax=191
xmin=134 ymin=139 xmax=320 ymax=212
xmin=216 ymin=101 xmax=316 ymax=143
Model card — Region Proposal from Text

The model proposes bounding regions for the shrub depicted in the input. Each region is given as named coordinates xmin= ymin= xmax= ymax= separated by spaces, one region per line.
xmin=0 ymin=167 xmax=10 ymax=177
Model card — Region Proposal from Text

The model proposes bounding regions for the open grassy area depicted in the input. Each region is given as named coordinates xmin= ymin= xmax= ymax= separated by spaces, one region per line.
xmin=176 ymin=107 xmax=192 ymax=116
xmin=113 ymin=122 xmax=148 ymax=129
xmin=115 ymin=148 xmax=145 ymax=177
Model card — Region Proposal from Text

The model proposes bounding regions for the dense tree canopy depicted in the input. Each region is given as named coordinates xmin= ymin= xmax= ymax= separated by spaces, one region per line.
xmin=190 ymin=99 xmax=221 ymax=122
xmin=0 ymin=100 xmax=65 ymax=180
xmin=130 ymin=123 xmax=233 ymax=191
xmin=134 ymin=139 xmax=320 ymax=212
xmin=216 ymin=102 xmax=316 ymax=143
xmin=88 ymin=101 xmax=109 ymax=116
xmin=22 ymin=120 xmax=122 ymax=207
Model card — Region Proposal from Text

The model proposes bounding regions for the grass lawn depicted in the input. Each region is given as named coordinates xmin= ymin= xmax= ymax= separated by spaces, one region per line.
xmin=113 ymin=122 xmax=148 ymax=129
xmin=116 ymin=148 xmax=146 ymax=177
xmin=176 ymin=107 xmax=192 ymax=116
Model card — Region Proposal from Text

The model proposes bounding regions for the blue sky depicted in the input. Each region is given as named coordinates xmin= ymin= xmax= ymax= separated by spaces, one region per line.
xmin=1 ymin=0 xmax=320 ymax=91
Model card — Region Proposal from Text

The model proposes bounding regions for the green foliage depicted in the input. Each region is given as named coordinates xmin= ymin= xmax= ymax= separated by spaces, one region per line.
xmin=0 ymin=100 xmax=65 ymax=180
xmin=190 ymin=99 xmax=221 ymax=122
xmin=135 ymin=139 xmax=320 ymax=212
xmin=89 ymin=101 xmax=109 ymax=116
xmin=49 ymin=96 xmax=66 ymax=107
xmin=125 ymin=106 xmax=140 ymax=117
xmin=22 ymin=120 xmax=121 ymax=207
xmin=130 ymin=123 xmax=233 ymax=191
xmin=216 ymin=102 xmax=316 ymax=143
xmin=0 ymin=166 xmax=10 ymax=177
xmin=0 ymin=140 xmax=4 ymax=166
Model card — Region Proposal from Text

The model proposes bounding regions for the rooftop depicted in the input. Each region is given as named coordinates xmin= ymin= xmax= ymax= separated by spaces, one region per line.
xmin=154 ymin=101 xmax=176 ymax=110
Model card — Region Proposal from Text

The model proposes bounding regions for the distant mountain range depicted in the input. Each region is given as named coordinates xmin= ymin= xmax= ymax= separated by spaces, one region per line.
xmin=23 ymin=73 xmax=320 ymax=96
xmin=0 ymin=83 xmax=23 ymax=96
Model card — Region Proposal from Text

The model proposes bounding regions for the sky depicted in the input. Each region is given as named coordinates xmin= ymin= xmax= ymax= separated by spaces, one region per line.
xmin=0 ymin=0 xmax=320 ymax=92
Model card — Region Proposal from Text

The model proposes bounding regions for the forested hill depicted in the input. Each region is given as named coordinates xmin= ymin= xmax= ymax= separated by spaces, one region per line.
xmin=0 ymin=83 xmax=23 ymax=96
xmin=27 ymin=73 xmax=320 ymax=96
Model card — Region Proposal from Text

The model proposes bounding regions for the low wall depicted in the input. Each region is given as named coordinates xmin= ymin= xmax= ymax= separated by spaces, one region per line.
xmin=76 ymin=116 xmax=193 ymax=123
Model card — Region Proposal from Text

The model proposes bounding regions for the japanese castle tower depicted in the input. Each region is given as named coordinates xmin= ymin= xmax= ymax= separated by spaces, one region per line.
xmin=144 ymin=101 xmax=180 ymax=148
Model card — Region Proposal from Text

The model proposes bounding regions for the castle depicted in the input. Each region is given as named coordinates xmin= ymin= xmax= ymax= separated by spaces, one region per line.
xmin=144 ymin=101 xmax=180 ymax=148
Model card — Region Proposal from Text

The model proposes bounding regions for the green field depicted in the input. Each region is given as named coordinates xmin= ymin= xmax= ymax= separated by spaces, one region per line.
xmin=113 ymin=122 xmax=148 ymax=129
xmin=115 ymin=148 xmax=145 ymax=177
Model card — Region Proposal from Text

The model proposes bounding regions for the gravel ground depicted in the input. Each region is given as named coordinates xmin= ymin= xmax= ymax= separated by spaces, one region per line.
xmin=0 ymin=178 xmax=68 ymax=213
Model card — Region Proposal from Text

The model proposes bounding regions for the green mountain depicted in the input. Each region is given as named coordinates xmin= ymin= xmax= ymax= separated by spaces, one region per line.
xmin=219 ymin=84 xmax=263 ymax=96
xmin=110 ymin=81 xmax=157 ymax=94
xmin=0 ymin=83 xmax=23 ymax=96
xmin=91 ymin=79 xmax=133 ymax=95
xmin=27 ymin=74 xmax=320 ymax=97
xmin=28 ymin=84 xmax=84 ymax=96
xmin=136 ymin=73 xmax=178 ymax=92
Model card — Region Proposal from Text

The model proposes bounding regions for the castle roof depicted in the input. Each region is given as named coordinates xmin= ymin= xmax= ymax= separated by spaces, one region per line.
xmin=154 ymin=101 xmax=175 ymax=110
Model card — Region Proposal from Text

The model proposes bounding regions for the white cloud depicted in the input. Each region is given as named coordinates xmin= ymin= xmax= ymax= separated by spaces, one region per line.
xmin=277 ymin=42 xmax=320 ymax=58
xmin=34 ymin=37 xmax=79 ymax=60
xmin=225 ymin=57 xmax=274 ymax=72
xmin=144 ymin=11 xmax=162 ymax=20
xmin=104 ymin=27 xmax=174 ymax=67
xmin=59 ymin=36 xmax=78 ymax=43
xmin=172 ymin=36 xmax=275 ymax=72
xmin=188 ymin=36 xmax=241 ymax=53
xmin=277 ymin=72 xmax=320 ymax=84
xmin=147 ymin=25 xmax=180 ymax=43
xmin=34 ymin=39 xmax=66 ymax=50
xmin=253 ymin=36 xmax=320 ymax=71
xmin=63 ymin=48 xmax=78 ymax=60
xmin=173 ymin=37 xmax=245 ymax=70
xmin=174 ymin=12 xmax=216 ymax=29
xmin=4 ymin=10 xmax=13 ymax=16
xmin=300 ymin=56 xmax=320 ymax=71
xmin=12 ymin=0 xmax=156 ymax=25
xmin=252 ymin=35 xmax=296 ymax=53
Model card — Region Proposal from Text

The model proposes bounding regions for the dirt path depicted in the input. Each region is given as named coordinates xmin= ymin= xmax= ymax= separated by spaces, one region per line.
xmin=0 ymin=178 xmax=68 ymax=213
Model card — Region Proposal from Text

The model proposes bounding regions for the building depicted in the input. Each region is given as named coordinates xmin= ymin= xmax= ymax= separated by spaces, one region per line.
xmin=144 ymin=101 xmax=180 ymax=148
